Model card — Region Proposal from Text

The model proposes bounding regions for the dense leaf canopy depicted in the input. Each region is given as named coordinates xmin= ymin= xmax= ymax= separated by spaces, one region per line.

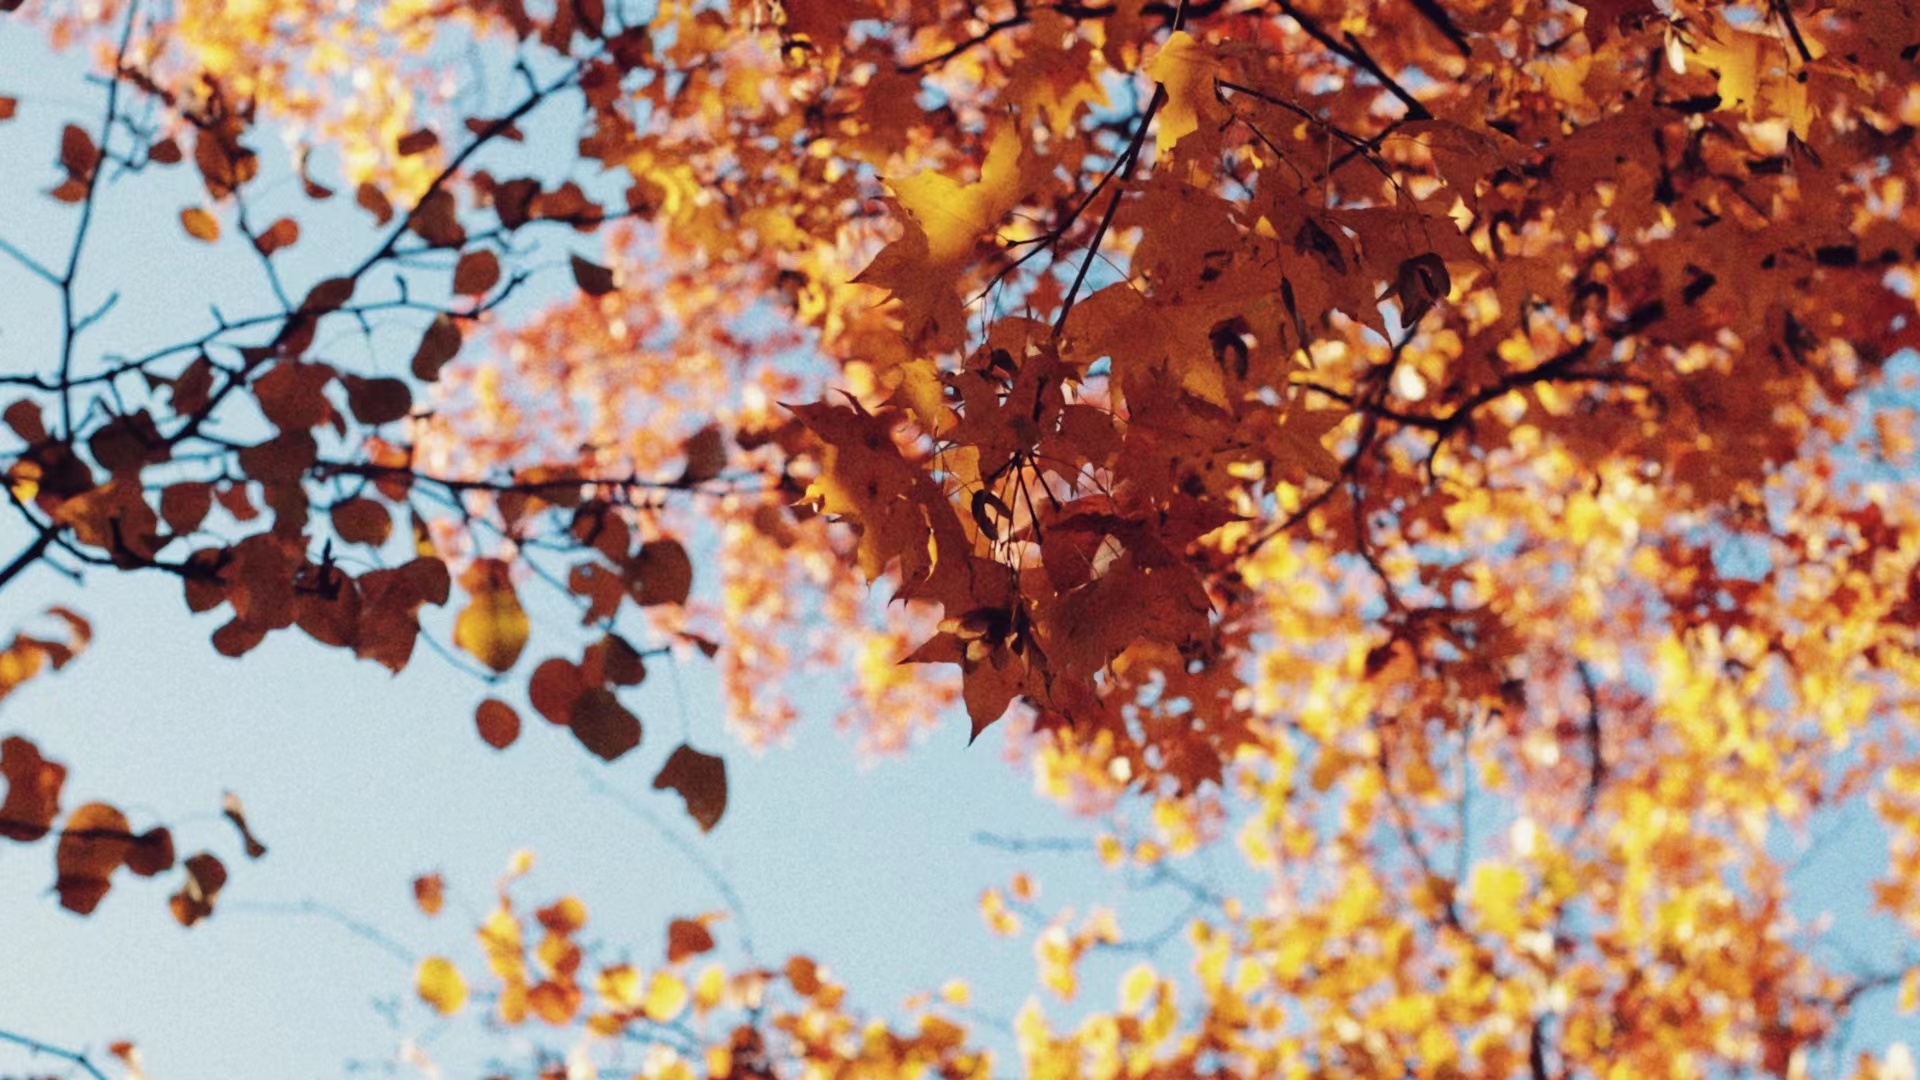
xmin=7 ymin=0 xmax=1920 ymax=1075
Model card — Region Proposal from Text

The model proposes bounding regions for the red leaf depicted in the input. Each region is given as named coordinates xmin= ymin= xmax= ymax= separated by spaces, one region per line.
xmin=413 ymin=871 xmax=446 ymax=915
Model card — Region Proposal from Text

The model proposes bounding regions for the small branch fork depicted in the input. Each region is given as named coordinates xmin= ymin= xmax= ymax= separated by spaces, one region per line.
xmin=0 ymin=1029 xmax=114 ymax=1080
xmin=0 ymin=27 xmax=611 ymax=604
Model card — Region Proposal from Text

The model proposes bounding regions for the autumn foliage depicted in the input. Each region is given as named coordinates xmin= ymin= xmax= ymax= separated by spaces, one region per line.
xmin=7 ymin=0 xmax=1920 ymax=1074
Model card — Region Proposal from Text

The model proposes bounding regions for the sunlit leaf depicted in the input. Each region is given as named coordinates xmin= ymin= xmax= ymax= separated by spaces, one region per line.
xmin=416 ymin=956 xmax=467 ymax=1015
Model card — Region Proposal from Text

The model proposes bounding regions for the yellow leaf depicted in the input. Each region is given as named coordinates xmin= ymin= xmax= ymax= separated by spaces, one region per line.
xmin=1469 ymin=863 xmax=1529 ymax=937
xmin=642 ymin=970 xmax=688 ymax=1021
xmin=887 ymin=123 xmax=1024 ymax=265
xmin=597 ymin=963 xmax=642 ymax=1008
xmin=1146 ymin=31 xmax=1217 ymax=156
xmin=416 ymin=956 xmax=467 ymax=1015
xmin=453 ymin=559 xmax=529 ymax=673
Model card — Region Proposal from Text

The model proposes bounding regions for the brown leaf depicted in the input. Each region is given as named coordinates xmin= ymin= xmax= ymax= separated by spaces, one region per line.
xmin=126 ymin=826 xmax=175 ymax=878
xmin=55 ymin=802 xmax=134 ymax=914
xmin=411 ymin=314 xmax=463 ymax=381
xmin=356 ymin=181 xmax=394 ymax=225
xmin=341 ymin=374 xmax=412 ymax=425
xmin=330 ymin=497 xmax=392 ymax=546
xmin=0 ymin=735 xmax=65 ymax=843
xmin=475 ymin=698 xmax=521 ymax=750
xmin=584 ymin=634 xmax=647 ymax=687
xmin=253 ymin=217 xmax=300 ymax=256
xmin=60 ymin=123 xmax=99 ymax=181
xmin=652 ymin=744 xmax=727 ymax=831
xmin=169 ymin=851 xmax=228 ymax=926
xmin=530 ymin=658 xmax=587 ymax=725
xmin=161 ymin=483 xmax=214 ymax=535
xmin=570 ymin=254 xmax=617 ymax=296
xmin=396 ymin=128 xmax=440 ymax=157
xmin=161 ymin=856 xmax=221 ymax=925
xmin=627 ymin=538 xmax=693 ymax=606
xmin=453 ymin=248 xmax=502 ymax=296
xmin=408 ymin=189 xmax=466 ymax=248
xmin=1394 ymin=253 xmax=1450 ymax=328
xmin=300 ymin=276 xmax=356 ymax=315
xmin=677 ymin=424 xmax=727 ymax=486
xmin=569 ymin=688 xmax=642 ymax=762
xmin=222 ymin=791 xmax=269 ymax=859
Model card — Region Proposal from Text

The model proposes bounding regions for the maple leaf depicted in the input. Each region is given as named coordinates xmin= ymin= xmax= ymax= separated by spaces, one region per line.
xmin=855 ymin=125 xmax=1026 ymax=351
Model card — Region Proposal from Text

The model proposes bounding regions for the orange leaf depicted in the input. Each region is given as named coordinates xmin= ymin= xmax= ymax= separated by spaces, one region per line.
xmin=667 ymin=916 xmax=716 ymax=963
xmin=179 ymin=207 xmax=221 ymax=242
xmin=0 ymin=735 xmax=66 ymax=842
xmin=253 ymin=217 xmax=300 ymax=256
xmin=413 ymin=872 xmax=446 ymax=916
xmin=168 ymin=851 xmax=227 ymax=927
xmin=55 ymin=802 xmax=134 ymax=914
xmin=476 ymin=698 xmax=521 ymax=749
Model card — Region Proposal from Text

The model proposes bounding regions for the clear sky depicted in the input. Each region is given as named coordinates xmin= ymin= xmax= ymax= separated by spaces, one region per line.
xmin=1 ymin=14 xmax=1915 ymax=1080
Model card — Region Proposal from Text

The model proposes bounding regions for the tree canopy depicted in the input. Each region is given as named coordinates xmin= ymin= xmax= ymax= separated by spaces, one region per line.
xmin=6 ymin=0 xmax=1920 ymax=1075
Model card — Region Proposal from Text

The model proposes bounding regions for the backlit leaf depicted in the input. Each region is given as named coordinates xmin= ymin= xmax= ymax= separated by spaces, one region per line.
xmin=453 ymin=559 xmax=529 ymax=673
xmin=416 ymin=956 xmax=467 ymax=1015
